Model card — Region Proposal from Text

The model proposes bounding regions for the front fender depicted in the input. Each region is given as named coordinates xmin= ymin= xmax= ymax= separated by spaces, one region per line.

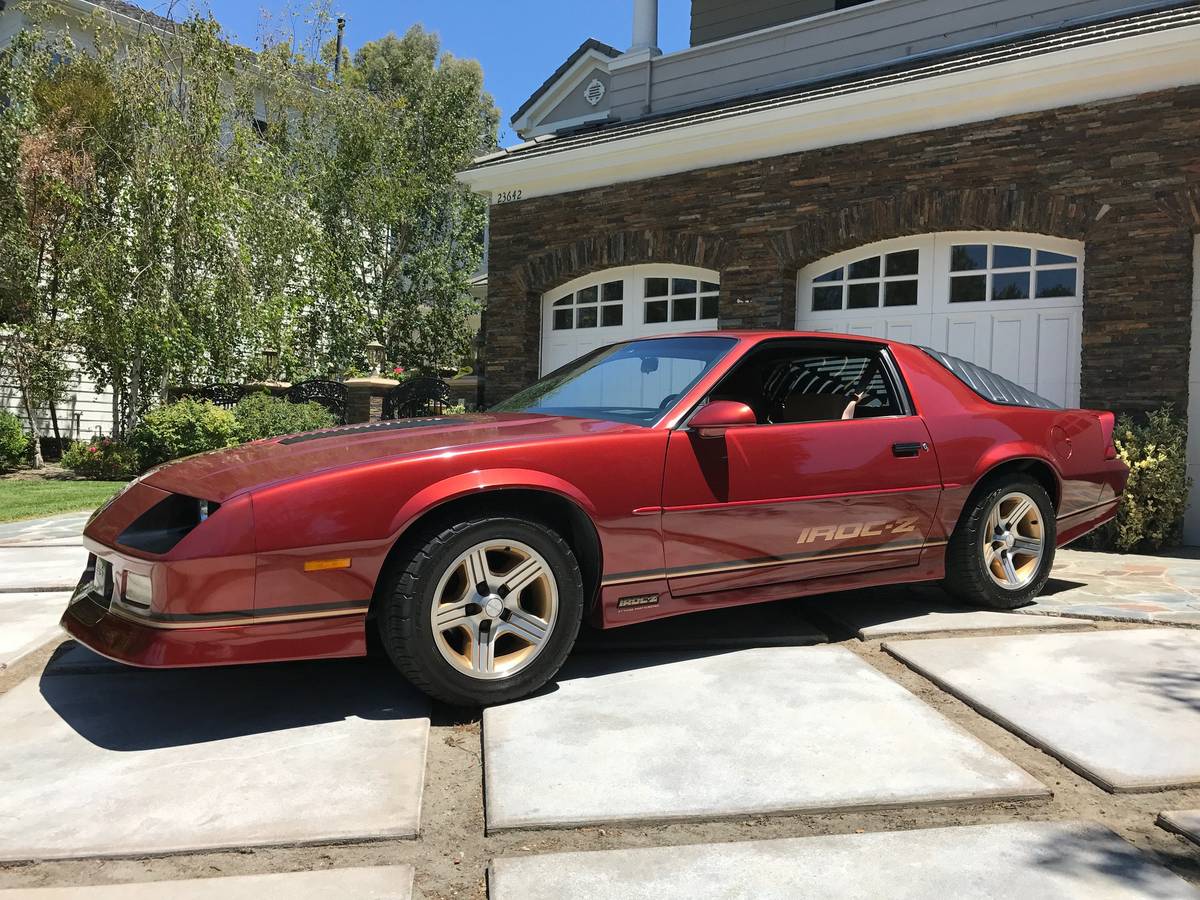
xmin=387 ymin=468 xmax=597 ymax=537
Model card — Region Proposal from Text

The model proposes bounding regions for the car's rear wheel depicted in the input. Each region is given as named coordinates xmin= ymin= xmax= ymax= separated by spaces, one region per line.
xmin=943 ymin=476 xmax=1056 ymax=610
xmin=377 ymin=515 xmax=583 ymax=706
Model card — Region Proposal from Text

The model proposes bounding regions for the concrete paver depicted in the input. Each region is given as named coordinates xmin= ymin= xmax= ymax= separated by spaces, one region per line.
xmin=821 ymin=590 xmax=1089 ymax=639
xmin=1158 ymin=810 xmax=1200 ymax=847
xmin=489 ymin=822 xmax=1198 ymax=900
xmin=885 ymin=629 xmax=1200 ymax=791
xmin=575 ymin=600 xmax=825 ymax=652
xmin=0 ymin=592 xmax=69 ymax=668
xmin=0 ymin=866 xmax=413 ymax=899
xmin=0 ymin=660 xmax=429 ymax=861
xmin=0 ymin=546 xmax=87 ymax=593
xmin=483 ymin=646 xmax=1045 ymax=831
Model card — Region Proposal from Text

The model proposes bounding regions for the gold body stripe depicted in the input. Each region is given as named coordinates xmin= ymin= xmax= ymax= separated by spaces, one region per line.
xmin=110 ymin=603 xmax=368 ymax=631
xmin=603 ymin=539 xmax=948 ymax=587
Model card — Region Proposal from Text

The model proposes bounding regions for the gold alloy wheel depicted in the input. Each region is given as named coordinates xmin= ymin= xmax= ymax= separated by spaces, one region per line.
xmin=982 ymin=490 xmax=1045 ymax=590
xmin=429 ymin=539 xmax=558 ymax=680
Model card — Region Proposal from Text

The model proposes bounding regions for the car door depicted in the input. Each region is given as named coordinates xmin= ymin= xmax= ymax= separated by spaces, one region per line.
xmin=660 ymin=340 xmax=942 ymax=597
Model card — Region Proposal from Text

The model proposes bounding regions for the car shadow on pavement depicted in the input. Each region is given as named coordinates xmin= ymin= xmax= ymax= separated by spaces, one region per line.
xmin=36 ymin=654 xmax=427 ymax=752
xmin=1038 ymin=577 xmax=1090 ymax=596
xmin=573 ymin=597 xmax=828 ymax=655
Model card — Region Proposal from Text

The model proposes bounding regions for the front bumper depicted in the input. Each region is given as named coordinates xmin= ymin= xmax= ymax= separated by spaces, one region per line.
xmin=62 ymin=557 xmax=369 ymax=669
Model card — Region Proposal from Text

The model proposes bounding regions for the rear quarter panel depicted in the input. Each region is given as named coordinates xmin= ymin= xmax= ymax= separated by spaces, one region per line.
xmin=891 ymin=344 xmax=1126 ymax=544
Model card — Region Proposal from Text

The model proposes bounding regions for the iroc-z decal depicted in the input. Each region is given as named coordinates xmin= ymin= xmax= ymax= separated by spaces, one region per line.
xmin=796 ymin=517 xmax=919 ymax=545
xmin=617 ymin=593 xmax=660 ymax=610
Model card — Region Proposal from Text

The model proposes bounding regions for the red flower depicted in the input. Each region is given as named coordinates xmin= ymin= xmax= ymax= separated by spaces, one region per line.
xmin=87 ymin=446 xmax=99 ymax=454
xmin=393 ymin=366 xmax=405 ymax=374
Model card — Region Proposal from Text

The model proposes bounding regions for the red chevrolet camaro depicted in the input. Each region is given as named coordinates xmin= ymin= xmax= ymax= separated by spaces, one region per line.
xmin=65 ymin=332 xmax=1127 ymax=705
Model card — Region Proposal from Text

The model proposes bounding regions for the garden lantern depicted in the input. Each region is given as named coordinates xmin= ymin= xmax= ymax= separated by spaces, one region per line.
xmin=366 ymin=340 xmax=385 ymax=376
xmin=262 ymin=347 xmax=279 ymax=381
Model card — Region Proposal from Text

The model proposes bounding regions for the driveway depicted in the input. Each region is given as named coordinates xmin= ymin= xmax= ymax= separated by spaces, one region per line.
xmin=0 ymin=518 xmax=1196 ymax=897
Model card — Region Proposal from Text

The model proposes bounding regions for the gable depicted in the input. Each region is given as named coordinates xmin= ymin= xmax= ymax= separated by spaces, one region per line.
xmin=511 ymin=39 xmax=620 ymax=139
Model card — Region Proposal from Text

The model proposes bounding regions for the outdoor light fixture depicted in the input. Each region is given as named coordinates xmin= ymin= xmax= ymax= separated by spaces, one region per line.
xmin=261 ymin=347 xmax=279 ymax=380
xmin=366 ymin=340 xmax=385 ymax=376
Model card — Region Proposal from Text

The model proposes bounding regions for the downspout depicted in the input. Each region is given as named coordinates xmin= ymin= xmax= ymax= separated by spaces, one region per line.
xmin=631 ymin=0 xmax=660 ymax=116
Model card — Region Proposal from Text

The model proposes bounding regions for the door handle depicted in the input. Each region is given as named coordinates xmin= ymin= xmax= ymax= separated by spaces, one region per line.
xmin=892 ymin=441 xmax=927 ymax=458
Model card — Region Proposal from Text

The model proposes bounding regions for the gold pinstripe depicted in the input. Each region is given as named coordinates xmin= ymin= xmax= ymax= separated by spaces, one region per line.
xmin=602 ymin=539 xmax=949 ymax=587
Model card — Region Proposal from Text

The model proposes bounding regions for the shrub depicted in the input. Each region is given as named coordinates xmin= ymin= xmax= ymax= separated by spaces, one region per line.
xmin=128 ymin=399 xmax=239 ymax=470
xmin=61 ymin=437 xmax=140 ymax=480
xmin=1088 ymin=406 xmax=1192 ymax=553
xmin=233 ymin=393 xmax=336 ymax=441
xmin=0 ymin=410 xmax=31 ymax=472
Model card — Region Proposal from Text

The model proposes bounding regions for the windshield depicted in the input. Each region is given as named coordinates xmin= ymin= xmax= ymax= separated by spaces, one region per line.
xmin=493 ymin=336 xmax=736 ymax=426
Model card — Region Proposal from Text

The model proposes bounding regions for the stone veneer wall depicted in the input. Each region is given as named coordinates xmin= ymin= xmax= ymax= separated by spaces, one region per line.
xmin=483 ymin=84 xmax=1200 ymax=415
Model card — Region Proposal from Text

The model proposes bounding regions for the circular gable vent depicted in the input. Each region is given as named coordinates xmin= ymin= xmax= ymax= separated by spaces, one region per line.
xmin=583 ymin=78 xmax=606 ymax=107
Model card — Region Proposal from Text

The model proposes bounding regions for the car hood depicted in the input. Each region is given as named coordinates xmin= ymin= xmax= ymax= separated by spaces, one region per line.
xmin=140 ymin=412 xmax=638 ymax=501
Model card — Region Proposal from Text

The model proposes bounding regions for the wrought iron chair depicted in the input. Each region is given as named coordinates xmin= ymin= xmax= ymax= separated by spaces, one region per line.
xmin=285 ymin=380 xmax=348 ymax=425
xmin=382 ymin=376 xmax=454 ymax=420
xmin=196 ymin=383 xmax=247 ymax=409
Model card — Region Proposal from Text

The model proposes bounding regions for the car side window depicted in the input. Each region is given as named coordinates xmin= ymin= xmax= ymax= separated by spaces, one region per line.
xmin=709 ymin=344 xmax=904 ymax=425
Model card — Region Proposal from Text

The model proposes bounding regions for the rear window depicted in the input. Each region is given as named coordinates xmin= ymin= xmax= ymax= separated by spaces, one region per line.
xmin=920 ymin=348 xmax=1059 ymax=410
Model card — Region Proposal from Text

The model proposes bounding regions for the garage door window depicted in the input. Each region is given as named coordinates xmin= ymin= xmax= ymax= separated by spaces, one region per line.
xmin=552 ymin=280 xmax=624 ymax=330
xmin=795 ymin=232 xmax=1085 ymax=408
xmin=810 ymin=248 xmax=920 ymax=312
xmin=541 ymin=265 xmax=721 ymax=376
xmin=948 ymin=242 xmax=1080 ymax=304
xmin=645 ymin=278 xmax=720 ymax=324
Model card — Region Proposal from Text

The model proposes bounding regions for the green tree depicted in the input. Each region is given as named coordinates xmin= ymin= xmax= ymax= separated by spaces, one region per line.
xmin=0 ymin=26 xmax=79 ymax=465
xmin=3 ymin=4 xmax=498 ymax=446
xmin=68 ymin=14 xmax=253 ymax=435
xmin=312 ymin=26 xmax=497 ymax=374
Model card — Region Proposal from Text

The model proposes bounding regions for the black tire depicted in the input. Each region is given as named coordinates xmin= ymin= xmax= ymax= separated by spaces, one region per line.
xmin=943 ymin=476 xmax=1056 ymax=610
xmin=377 ymin=515 xmax=584 ymax=706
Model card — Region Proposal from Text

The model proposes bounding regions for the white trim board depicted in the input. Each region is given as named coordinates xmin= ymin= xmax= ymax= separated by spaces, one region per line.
xmin=1184 ymin=233 xmax=1200 ymax=546
xmin=460 ymin=23 xmax=1200 ymax=202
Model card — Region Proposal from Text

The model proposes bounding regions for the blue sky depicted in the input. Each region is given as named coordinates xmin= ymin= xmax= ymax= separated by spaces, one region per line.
xmin=198 ymin=0 xmax=692 ymax=144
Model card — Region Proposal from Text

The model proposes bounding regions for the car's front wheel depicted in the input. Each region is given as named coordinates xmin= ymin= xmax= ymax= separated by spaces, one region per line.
xmin=943 ymin=476 xmax=1056 ymax=610
xmin=377 ymin=515 xmax=583 ymax=706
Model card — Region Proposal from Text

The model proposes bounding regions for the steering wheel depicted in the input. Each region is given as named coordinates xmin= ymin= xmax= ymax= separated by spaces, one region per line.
xmin=658 ymin=393 xmax=679 ymax=410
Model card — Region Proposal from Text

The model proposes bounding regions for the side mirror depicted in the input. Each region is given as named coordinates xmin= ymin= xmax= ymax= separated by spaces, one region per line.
xmin=688 ymin=400 xmax=756 ymax=439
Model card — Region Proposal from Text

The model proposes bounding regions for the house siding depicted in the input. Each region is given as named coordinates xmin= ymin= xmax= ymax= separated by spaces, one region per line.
xmin=1 ymin=352 xmax=116 ymax=440
xmin=611 ymin=0 xmax=1174 ymax=121
xmin=691 ymin=0 xmax=834 ymax=46
xmin=483 ymin=83 xmax=1200 ymax=417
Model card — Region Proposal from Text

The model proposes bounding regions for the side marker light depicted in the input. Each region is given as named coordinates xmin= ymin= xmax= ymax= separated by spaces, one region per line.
xmin=304 ymin=558 xmax=352 ymax=572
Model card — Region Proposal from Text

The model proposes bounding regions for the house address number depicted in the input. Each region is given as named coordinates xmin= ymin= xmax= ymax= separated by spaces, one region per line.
xmin=494 ymin=189 xmax=523 ymax=204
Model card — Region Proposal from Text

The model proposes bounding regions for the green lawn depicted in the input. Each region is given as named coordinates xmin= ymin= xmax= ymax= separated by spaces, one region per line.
xmin=0 ymin=479 xmax=127 ymax=523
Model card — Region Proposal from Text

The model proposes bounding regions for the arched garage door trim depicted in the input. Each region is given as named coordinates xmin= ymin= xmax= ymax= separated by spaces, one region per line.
xmin=796 ymin=232 xmax=1084 ymax=407
xmin=540 ymin=264 xmax=720 ymax=375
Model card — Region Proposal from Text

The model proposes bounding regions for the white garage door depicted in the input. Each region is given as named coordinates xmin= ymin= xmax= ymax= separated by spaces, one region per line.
xmin=541 ymin=265 xmax=720 ymax=375
xmin=796 ymin=232 xmax=1083 ymax=407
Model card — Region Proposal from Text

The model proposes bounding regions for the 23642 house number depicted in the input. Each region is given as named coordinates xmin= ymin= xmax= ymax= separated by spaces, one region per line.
xmin=494 ymin=189 xmax=523 ymax=204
